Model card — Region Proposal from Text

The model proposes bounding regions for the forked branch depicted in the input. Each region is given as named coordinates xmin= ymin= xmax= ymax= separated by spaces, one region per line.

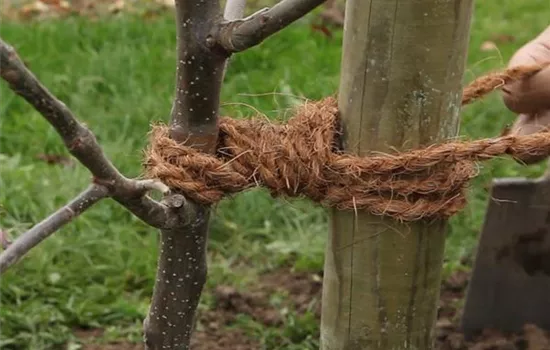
xmin=0 ymin=38 xmax=185 ymax=275
xmin=0 ymin=185 xmax=109 ymax=274
xmin=216 ymin=0 xmax=326 ymax=53
xmin=0 ymin=38 xmax=175 ymax=229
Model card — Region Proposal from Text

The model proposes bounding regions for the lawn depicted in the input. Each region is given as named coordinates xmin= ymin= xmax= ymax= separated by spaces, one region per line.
xmin=0 ymin=1 xmax=549 ymax=349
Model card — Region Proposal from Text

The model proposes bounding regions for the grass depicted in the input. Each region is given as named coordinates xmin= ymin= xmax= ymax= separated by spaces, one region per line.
xmin=0 ymin=1 xmax=549 ymax=348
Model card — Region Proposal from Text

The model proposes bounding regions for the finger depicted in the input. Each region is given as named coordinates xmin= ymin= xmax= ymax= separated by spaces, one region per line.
xmin=503 ymin=65 xmax=550 ymax=114
xmin=509 ymin=109 xmax=550 ymax=165
xmin=502 ymin=25 xmax=550 ymax=114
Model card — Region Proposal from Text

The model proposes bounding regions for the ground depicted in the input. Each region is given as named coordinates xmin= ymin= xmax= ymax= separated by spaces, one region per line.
xmin=1 ymin=0 xmax=550 ymax=349
xmin=74 ymin=266 xmax=550 ymax=350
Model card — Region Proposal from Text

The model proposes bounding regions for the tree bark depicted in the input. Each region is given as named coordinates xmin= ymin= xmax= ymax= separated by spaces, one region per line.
xmin=142 ymin=1 xmax=228 ymax=349
xmin=320 ymin=1 xmax=474 ymax=349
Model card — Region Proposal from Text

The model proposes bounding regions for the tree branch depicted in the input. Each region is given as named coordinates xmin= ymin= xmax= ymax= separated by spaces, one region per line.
xmin=0 ymin=184 xmax=108 ymax=274
xmin=224 ymin=0 xmax=246 ymax=20
xmin=215 ymin=0 xmax=326 ymax=53
xmin=221 ymin=0 xmax=247 ymax=81
xmin=0 ymin=38 xmax=174 ymax=229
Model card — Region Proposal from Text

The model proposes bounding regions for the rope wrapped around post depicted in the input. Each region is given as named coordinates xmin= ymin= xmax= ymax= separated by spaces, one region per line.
xmin=143 ymin=65 xmax=550 ymax=222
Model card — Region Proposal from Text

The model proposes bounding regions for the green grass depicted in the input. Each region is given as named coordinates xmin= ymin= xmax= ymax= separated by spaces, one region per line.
xmin=0 ymin=1 xmax=549 ymax=349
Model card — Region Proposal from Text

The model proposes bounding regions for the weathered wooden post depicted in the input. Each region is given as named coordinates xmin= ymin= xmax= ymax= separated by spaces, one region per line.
xmin=321 ymin=1 xmax=474 ymax=349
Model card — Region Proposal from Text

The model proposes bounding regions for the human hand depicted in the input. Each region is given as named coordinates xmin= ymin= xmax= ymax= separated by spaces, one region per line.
xmin=502 ymin=25 xmax=550 ymax=164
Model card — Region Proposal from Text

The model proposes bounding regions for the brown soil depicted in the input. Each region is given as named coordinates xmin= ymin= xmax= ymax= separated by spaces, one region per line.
xmin=76 ymin=268 xmax=550 ymax=350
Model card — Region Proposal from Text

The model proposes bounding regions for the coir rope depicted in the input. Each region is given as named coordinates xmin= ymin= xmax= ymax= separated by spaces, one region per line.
xmin=143 ymin=64 xmax=550 ymax=221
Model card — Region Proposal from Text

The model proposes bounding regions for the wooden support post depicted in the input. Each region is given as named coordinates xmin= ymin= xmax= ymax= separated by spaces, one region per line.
xmin=320 ymin=1 xmax=474 ymax=349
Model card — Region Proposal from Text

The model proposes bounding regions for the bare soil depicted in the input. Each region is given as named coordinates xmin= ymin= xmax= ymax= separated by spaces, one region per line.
xmin=75 ymin=267 xmax=550 ymax=350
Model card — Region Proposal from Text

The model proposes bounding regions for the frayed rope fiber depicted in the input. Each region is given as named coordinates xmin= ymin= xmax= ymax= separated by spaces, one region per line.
xmin=143 ymin=64 xmax=550 ymax=222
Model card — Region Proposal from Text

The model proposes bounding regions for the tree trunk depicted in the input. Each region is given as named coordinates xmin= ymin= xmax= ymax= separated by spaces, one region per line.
xmin=143 ymin=1 xmax=228 ymax=349
xmin=320 ymin=1 xmax=474 ymax=349
xmin=141 ymin=0 xmax=331 ymax=348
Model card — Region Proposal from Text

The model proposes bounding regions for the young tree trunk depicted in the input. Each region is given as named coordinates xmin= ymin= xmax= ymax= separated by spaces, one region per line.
xmin=141 ymin=1 xmax=326 ymax=348
xmin=142 ymin=1 xmax=228 ymax=349
xmin=320 ymin=1 xmax=474 ymax=349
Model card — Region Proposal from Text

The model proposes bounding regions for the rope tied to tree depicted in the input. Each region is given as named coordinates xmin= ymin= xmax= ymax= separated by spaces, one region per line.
xmin=143 ymin=64 xmax=550 ymax=222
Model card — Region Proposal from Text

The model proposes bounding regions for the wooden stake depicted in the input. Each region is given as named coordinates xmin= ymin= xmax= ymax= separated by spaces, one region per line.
xmin=320 ymin=1 xmax=474 ymax=349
